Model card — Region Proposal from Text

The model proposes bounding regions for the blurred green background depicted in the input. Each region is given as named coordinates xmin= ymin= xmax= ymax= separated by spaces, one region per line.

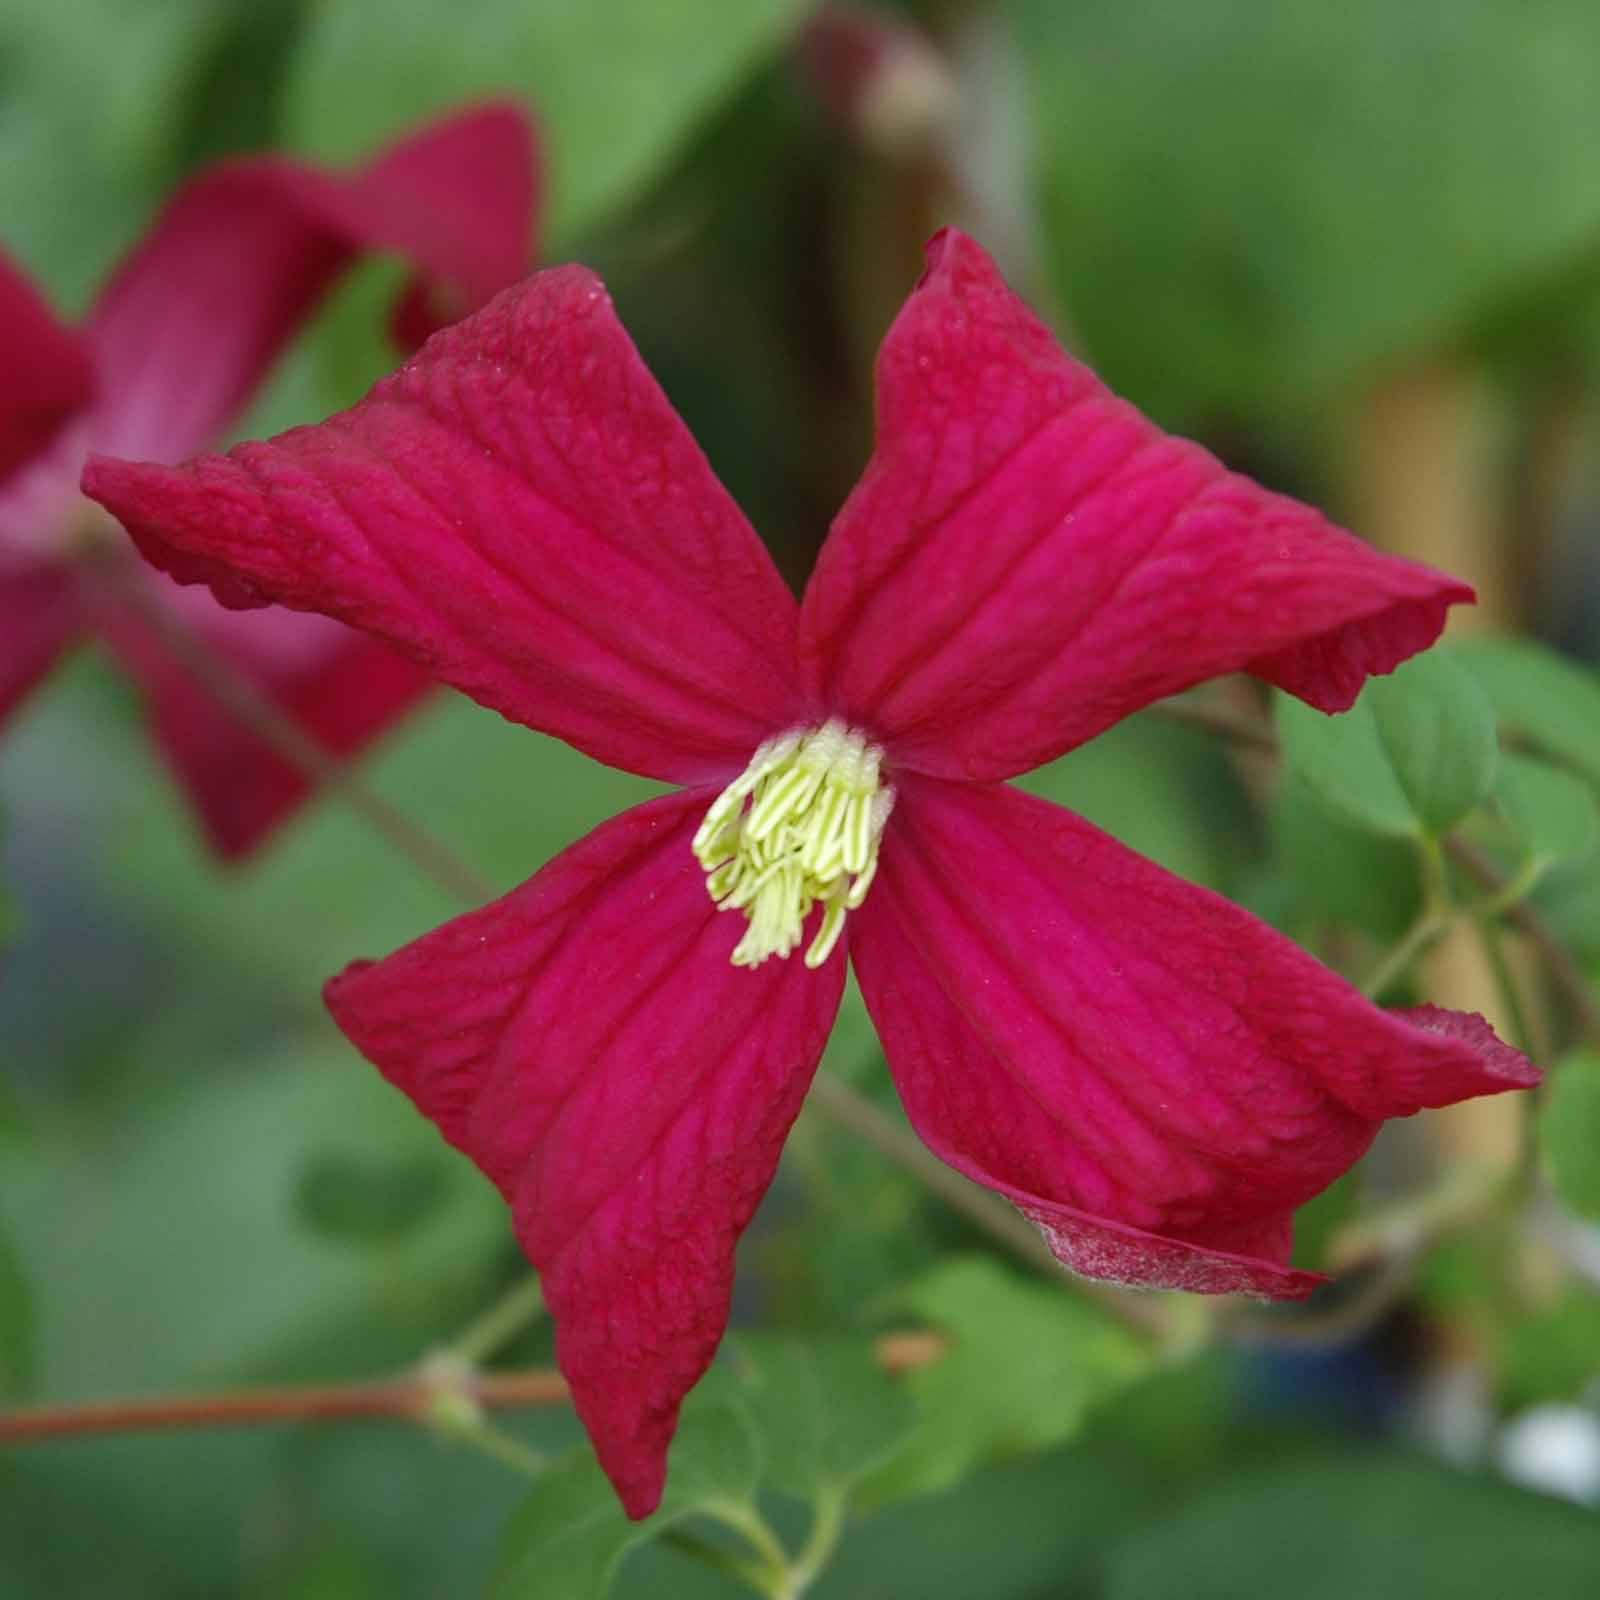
xmin=3 ymin=2 xmax=1600 ymax=1595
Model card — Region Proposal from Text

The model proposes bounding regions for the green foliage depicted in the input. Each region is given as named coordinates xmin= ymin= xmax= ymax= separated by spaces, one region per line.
xmin=1277 ymin=653 xmax=1498 ymax=839
xmin=284 ymin=0 xmax=810 ymax=245
xmin=1101 ymin=1451 xmax=1600 ymax=1600
xmin=1013 ymin=0 xmax=1600 ymax=426
xmin=5 ymin=1040 xmax=506 ymax=1396
xmin=859 ymin=1257 xmax=1152 ymax=1506
xmin=1495 ymin=753 xmax=1599 ymax=877
xmin=0 ymin=1 xmax=244 ymax=302
xmin=1362 ymin=654 xmax=1500 ymax=834
xmin=494 ymin=1376 xmax=762 ymax=1600
xmin=494 ymin=1334 xmax=912 ymax=1598
xmin=726 ymin=1334 xmax=914 ymax=1503
xmin=1452 ymin=636 xmax=1600 ymax=790
xmin=1540 ymin=1052 xmax=1600 ymax=1221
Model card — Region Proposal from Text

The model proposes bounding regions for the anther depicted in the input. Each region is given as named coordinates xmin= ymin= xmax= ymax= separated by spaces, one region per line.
xmin=692 ymin=719 xmax=893 ymax=969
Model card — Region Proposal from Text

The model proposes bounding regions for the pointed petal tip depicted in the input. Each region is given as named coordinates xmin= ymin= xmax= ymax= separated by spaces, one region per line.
xmin=1394 ymin=1004 xmax=1541 ymax=1091
xmin=916 ymin=224 xmax=980 ymax=285
xmin=618 ymin=1474 xmax=665 ymax=1522
xmin=81 ymin=451 xmax=274 ymax=610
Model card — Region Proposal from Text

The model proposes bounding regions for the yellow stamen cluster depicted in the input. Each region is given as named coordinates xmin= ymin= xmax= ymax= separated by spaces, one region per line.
xmin=692 ymin=720 xmax=894 ymax=969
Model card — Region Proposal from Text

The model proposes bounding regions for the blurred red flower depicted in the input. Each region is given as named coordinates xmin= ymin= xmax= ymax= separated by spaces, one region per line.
xmin=1 ymin=103 xmax=537 ymax=855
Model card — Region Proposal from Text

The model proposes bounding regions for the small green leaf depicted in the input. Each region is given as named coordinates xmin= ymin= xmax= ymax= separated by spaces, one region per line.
xmin=1275 ymin=693 xmax=1418 ymax=837
xmin=492 ymin=1375 xmax=760 ymax=1600
xmin=1451 ymin=636 xmax=1600 ymax=790
xmin=0 ymin=1219 xmax=34 ymax=1398
xmin=1540 ymin=1052 xmax=1600 ymax=1221
xmin=1277 ymin=653 xmax=1498 ymax=838
xmin=858 ymin=1257 xmax=1151 ymax=1507
xmin=1365 ymin=652 xmax=1498 ymax=834
xmin=1496 ymin=753 xmax=1599 ymax=871
xmin=727 ymin=1333 xmax=915 ymax=1501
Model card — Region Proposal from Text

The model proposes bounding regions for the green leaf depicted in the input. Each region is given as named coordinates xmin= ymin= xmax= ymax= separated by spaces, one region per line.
xmin=1496 ymin=753 xmax=1599 ymax=872
xmin=1277 ymin=653 xmax=1497 ymax=838
xmin=1014 ymin=0 xmax=1600 ymax=427
xmin=284 ymin=0 xmax=810 ymax=245
xmin=727 ymin=1333 xmax=915 ymax=1501
xmin=1451 ymin=636 xmax=1600 ymax=790
xmin=858 ymin=1257 xmax=1151 ymax=1507
xmin=1276 ymin=692 xmax=1419 ymax=838
xmin=1364 ymin=653 xmax=1498 ymax=834
xmin=492 ymin=1375 xmax=761 ymax=1600
xmin=1540 ymin=1051 xmax=1600 ymax=1221
xmin=1102 ymin=1449 xmax=1600 ymax=1600
xmin=0 ymin=1218 xmax=34 ymax=1398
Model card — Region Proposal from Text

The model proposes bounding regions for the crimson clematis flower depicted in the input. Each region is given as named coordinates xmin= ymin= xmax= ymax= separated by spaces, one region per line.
xmin=85 ymin=229 xmax=1536 ymax=1516
xmin=1 ymin=104 xmax=536 ymax=856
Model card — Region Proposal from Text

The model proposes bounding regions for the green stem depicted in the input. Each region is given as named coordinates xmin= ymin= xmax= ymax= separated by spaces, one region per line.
xmin=701 ymin=1500 xmax=794 ymax=1595
xmin=449 ymin=1276 xmax=545 ymax=1367
xmin=784 ymin=1483 xmax=850 ymax=1598
xmin=1469 ymin=855 xmax=1542 ymax=923
xmin=1358 ymin=911 xmax=1449 ymax=1000
xmin=659 ymin=1528 xmax=780 ymax=1594
xmin=1358 ymin=835 xmax=1456 ymax=1000
xmin=1473 ymin=915 xmax=1533 ymax=1056
xmin=440 ymin=1412 xmax=547 ymax=1479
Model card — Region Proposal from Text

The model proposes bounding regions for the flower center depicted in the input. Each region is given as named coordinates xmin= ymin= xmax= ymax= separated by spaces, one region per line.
xmin=692 ymin=719 xmax=894 ymax=970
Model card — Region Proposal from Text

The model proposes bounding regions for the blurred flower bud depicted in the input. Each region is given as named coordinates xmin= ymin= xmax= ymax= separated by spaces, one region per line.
xmin=800 ymin=6 xmax=957 ymax=159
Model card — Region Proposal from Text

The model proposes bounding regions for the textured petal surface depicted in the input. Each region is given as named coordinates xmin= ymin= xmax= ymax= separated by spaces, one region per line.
xmin=850 ymin=777 xmax=1537 ymax=1297
xmin=800 ymin=229 xmax=1471 ymax=782
xmin=0 ymin=563 xmax=81 ymax=726
xmin=84 ymin=268 xmax=808 ymax=784
xmin=93 ymin=582 xmax=431 ymax=858
xmin=325 ymin=791 xmax=845 ymax=1515
xmin=84 ymin=102 xmax=536 ymax=463
xmin=0 ymin=252 xmax=93 ymax=481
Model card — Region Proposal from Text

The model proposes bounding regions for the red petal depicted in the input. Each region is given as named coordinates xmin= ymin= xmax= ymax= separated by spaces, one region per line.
xmin=800 ymin=229 xmax=1471 ymax=782
xmin=0 ymin=252 xmax=94 ymax=481
xmin=84 ymin=102 xmax=536 ymax=464
xmin=0 ymin=563 xmax=81 ymax=726
xmin=850 ymin=777 xmax=1537 ymax=1298
xmin=83 ymin=268 xmax=808 ymax=785
xmin=93 ymin=583 xmax=430 ymax=858
xmin=325 ymin=791 xmax=845 ymax=1515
